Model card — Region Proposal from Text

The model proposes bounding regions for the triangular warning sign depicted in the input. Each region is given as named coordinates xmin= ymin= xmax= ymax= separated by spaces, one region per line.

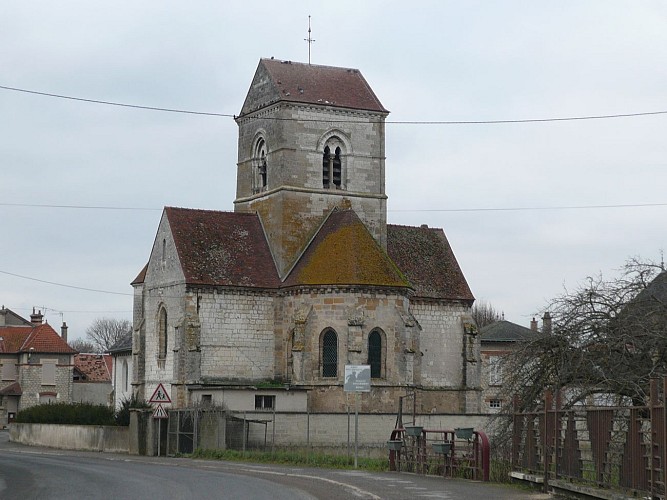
xmin=149 ymin=383 xmax=171 ymax=403
xmin=152 ymin=404 xmax=169 ymax=419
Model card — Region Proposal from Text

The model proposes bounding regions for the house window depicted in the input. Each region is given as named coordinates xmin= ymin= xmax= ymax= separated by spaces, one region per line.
xmin=39 ymin=392 xmax=57 ymax=404
xmin=255 ymin=395 xmax=275 ymax=410
xmin=368 ymin=330 xmax=383 ymax=378
xmin=489 ymin=399 xmax=502 ymax=409
xmin=321 ymin=329 xmax=338 ymax=378
xmin=488 ymin=356 xmax=502 ymax=386
xmin=1 ymin=361 xmax=17 ymax=381
xmin=201 ymin=394 xmax=212 ymax=406
xmin=41 ymin=359 xmax=57 ymax=386
xmin=322 ymin=146 xmax=343 ymax=189
xmin=158 ymin=306 xmax=168 ymax=361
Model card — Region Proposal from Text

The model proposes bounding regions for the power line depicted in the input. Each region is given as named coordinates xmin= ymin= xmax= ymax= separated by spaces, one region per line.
xmin=0 ymin=202 xmax=161 ymax=211
xmin=2 ymin=83 xmax=667 ymax=125
xmin=0 ymin=85 xmax=234 ymax=117
xmin=0 ymin=270 xmax=132 ymax=296
xmin=2 ymin=201 xmax=667 ymax=213
xmin=390 ymin=202 xmax=667 ymax=213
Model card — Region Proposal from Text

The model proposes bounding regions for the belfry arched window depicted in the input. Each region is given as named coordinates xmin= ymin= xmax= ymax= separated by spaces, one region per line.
xmin=158 ymin=306 xmax=168 ymax=361
xmin=368 ymin=329 xmax=383 ymax=378
xmin=254 ymin=137 xmax=268 ymax=193
xmin=322 ymin=144 xmax=343 ymax=189
xmin=321 ymin=329 xmax=338 ymax=378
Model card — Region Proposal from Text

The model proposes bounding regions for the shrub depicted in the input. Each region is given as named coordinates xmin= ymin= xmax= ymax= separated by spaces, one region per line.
xmin=115 ymin=394 xmax=151 ymax=426
xmin=15 ymin=402 xmax=116 ymax=425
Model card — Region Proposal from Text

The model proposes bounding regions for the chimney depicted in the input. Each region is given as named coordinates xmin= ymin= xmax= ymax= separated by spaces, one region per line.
xmin=530 ymin=317 xmax=538 ymax=331
xmin=542 ymin=312 xmax=552 ymax=335
xmin=30 ymin=307 xmax=44 ymax=325
xmin=61 ymin=322 xmax=68 ymax=342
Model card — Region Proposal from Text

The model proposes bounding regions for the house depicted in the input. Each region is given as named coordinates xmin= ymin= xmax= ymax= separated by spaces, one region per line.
xmin=132 ymin=59 xmax=479 ymax=416
xmin=72 ymin=353 xmax=113 ymax=405
xmin=0 ymin=307 xmax=76 ymax=426
xmin=479 ymin=316 xmax=548 ymax=413
xmin=107 ymin=332 xmax=132 ymax=411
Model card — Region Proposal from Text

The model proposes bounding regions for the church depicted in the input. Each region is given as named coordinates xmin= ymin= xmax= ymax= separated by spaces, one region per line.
xmin=131 ymin=58 xmax=480 ymax=416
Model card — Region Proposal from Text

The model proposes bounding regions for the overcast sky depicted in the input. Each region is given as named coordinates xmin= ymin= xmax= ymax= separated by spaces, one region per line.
xmin=2 ymin=1 xmax=666 ymax=342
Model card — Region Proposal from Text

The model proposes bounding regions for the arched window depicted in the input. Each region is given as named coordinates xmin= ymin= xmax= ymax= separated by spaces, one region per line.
xmin=321 ymin=329 xmax=338 ymax=378
xmin=322 ymin=143 xmax=344 ymax=189
xmin=158 ymin=307 xmax=168 ymax=361
xmin=254 ymin=138 xmax=268 ymax=192
xmin=322 ymin=145 xmax=331 ymax=188
xmin=368 ymin=330 xmax=383 ymax=378
xmin=122 ymin=359 xmax=129 ymax=392
xmin=332 ymin=147 xmax=342 ymax=188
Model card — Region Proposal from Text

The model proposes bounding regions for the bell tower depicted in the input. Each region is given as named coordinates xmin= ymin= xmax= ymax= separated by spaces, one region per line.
xmin=234 ymin=59 xmax=389 ymax=277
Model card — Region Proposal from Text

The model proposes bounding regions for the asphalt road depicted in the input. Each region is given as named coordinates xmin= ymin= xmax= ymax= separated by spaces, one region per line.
xmin=0 ymin=431 xmax=549 ymax=499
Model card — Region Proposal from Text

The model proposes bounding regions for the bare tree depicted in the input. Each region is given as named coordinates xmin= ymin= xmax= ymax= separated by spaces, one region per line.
xmin=472 ymin=300 xmax=503 ymax=328
xmin=85 ymin=318 xmax=132 ymax=353
xmin=502 ymin=257 xmax=667 ymax=413
xmin=68 ymin=338 xmax=99 ymax=353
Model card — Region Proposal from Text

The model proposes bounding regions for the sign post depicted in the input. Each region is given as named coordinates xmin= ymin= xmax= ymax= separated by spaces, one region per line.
xmin=344 ymin=365 xmax=371 ymax=468
xmin=149 ymin=383 xmax=172 ymax=457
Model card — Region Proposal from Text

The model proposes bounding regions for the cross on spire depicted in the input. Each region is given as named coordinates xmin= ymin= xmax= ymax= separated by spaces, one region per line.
xmin=304 ymin=15 xmax=315 ymax=65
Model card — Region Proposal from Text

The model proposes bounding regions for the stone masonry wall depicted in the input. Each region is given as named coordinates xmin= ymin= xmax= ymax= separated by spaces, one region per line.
xmin=235 ymin=102 xmax=388 ymax=275
xmin=17 ymin=354 xmax=73 ymax=410
xmin=139 ymin=211 xmax=187 ymax=406
xmin=197 ymin=290 xmax=275 ymax=382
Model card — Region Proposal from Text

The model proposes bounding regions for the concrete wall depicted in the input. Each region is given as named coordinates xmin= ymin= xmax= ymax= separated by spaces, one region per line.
xmin=9 ymin=423 xmax=129 ymax=453
xmin=72 ymin=382 xmax=113 ymax=406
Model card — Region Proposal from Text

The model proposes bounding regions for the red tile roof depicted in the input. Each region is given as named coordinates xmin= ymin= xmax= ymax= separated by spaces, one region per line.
xmin=73 ymin=354 xmax=112 ymax=382
xmin=166 ymin=207 xmax=281 ymax=288
xmin=131 ymin=263 xmax=148 ymax=285
xmin=0 ymin=382 xmax=22 ymax=396
xmin=284 ymin=209 xmax=411 ymax=289
xmin=240 ymin=58 xmax=388 ymax=116
xmin=0 ymin=324 xmax=77 ymax=354
xmin=387 ymin=224 xmax=474 ymax=302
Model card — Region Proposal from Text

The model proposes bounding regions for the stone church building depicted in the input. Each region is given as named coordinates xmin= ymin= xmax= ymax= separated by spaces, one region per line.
xmin=132 ymin=58 xmax=480 ymax=416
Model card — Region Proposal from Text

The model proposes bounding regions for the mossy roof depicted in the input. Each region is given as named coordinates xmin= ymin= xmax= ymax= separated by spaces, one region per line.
xmin=283 ymin=209 xmax=410 ymax=288
xmin=387 ymin=224 xmax=474 ymax=301
xmin=133 ymin=208 xmax=473 ymax=300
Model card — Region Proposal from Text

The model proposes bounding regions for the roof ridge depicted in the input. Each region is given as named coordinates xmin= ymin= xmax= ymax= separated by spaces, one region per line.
xmin=261 ymin=58 xmax=362 ymax=73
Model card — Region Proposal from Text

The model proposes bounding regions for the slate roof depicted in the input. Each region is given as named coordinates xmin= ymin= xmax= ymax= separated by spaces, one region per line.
xmin=283 ymin=209 xmax=411 ymax=289
xmin=73 ymin=354 xmax=112 ymax=382
xmin=107 ymin=332 xmax=132 ymax=354
xmin=165 ymin=207 xmax=281 ymax=289
xmin=480 ymin=320 xmax=544 ymax=342
xmin=387 ymin=224 xmax=474 ymax=301
xmin=0 ymin=323 xmax=77 ymax=354
xmin=240 ymin=58 xmax=388 ymax=116
xmin=633 ymin=271 xmax=667 ymax=305
xmin=0 ymin=307 xmax=31 ymax=326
